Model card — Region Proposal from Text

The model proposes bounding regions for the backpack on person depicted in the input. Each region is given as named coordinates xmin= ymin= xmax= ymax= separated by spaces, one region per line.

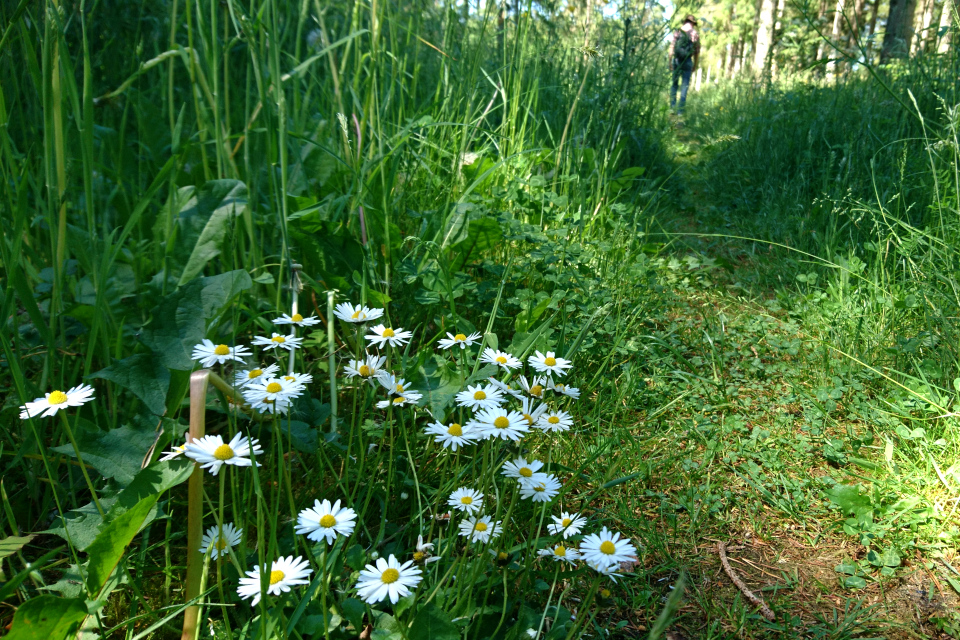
xmin=674 ymin=29 xmax=694 ymax=63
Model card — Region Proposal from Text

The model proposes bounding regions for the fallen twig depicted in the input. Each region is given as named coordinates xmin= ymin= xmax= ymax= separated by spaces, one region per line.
xmin=718 ymin=542 xmax=776 ymax=621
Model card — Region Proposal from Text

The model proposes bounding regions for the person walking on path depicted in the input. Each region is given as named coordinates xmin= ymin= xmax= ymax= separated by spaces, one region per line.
xmin=669 ymin=15 xmax=700 ymax=116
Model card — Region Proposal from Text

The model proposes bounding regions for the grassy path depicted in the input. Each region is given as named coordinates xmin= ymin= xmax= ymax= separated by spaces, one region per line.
xmin=600 ymin=120 xmax=960 ymax=639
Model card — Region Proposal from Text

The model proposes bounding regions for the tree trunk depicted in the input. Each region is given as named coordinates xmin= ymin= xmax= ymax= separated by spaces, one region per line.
xmin=827 ymin=0 xmax=846 ymax=79
xmin=938 ymin=0 xmax=955 ymax=52
xmin=753 ymin=0 xmax=777 ymax=76
xmin=849 ymin=0 xmax=867 ymax=50
xmin=815 ymin=0 xmax=829 ymax=74
xmin=912 ymin=0 xmax=936 ymax=53
xmin=771 ymin=0 xmax=787 ymax=77
xmin=881 ymin=0 xmax=918 ymax=61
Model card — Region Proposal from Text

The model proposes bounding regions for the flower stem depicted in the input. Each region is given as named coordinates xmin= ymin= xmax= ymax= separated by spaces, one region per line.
xmin=58 ymin=411 xmax=104 ymax=516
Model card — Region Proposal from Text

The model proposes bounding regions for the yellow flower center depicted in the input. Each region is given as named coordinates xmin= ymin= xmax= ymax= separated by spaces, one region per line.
xmin=396 ymin=384 xmax=405 ymax=393
xmin=600 ymin=589 xmax=611 ymax=598
xmin=460 ymin=496 xmax=473 ymax=505
xmin=496 ymin=356 xmax=507 ymax=364
xmin=319 ymin=514 xmax=337 ymax=528
xmin=271 ymin=335 xmax=286 ymax=343
xmin=544 ymin=357 xmax=557 ymax=366
xmin=269 ymin=570 xmax=285 ymax=585
xmin=447 ymin=423 xmax=463 ymax=436
xmin=554 ymin=545 xmax=567 ymax=557
xmin=266 ymin=382 xmax=283 ymax=393
xmin=284 ymin=376 xmax=295 ymax=382
xmin=555 ymin=384 xmax=565 ymax=391
xmin=381 ymin=568 xmax=400 ymax=584
xmin=393 ymin=397 xmax=405 ymax=404
xmin=519 ymin=467 xmax=533 ymax=477
xmin=562 ymin=518 xmax=572 ymax=527
xmin=474 ymin=522 xmax=488 ymax=532
xmin=216 ymin=538 xmax=228 ymax=551
xmin=382 ymin=328 xmax=395 ymax=337
xmin=248 ymin=369 xmax=263 ymax=379
xmin=548 ymin=416 xmax=560 ymax=425
xmin=359 ymin=365 xmax=372 ymax=376
xmin=413 ymin=551 xmax=426 ymax=562
xmin=214 ymin=344 xmax=231 ymax=356
xmin=523 ymin=413 xmax=534 ymax=425
xmin=534 ymin=484 xmax=546 ymax=492
xmin=213 ymin=444 xmax=235 ymax=460
xmin=48 ymin=390 xmax=68 ymax=405
xmin=455 ymin=333 xmax=467 ymax=341
xmin=497 ymin=552 xmax=508 ymax=561
xmin=292 ymin=313 xmax=303 ymax=322
xmin=530 ymin=385 xmax=543 ymax=397
xmin=473 ymin=390 xmax=487 ymax=400
xmin=493 ymin=416 xmax=510 ymax=429
xmin=599 ymin=541 xmax=616 ymax=555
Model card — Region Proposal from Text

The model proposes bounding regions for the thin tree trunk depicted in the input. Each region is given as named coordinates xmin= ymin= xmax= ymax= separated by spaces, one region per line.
xmin=753 ymin=0 xmax=777 ymax=76
xmin=828 ymin=0 xmax=846 ymax=79
xmin=938 ymin=0 xmax=955 ymax=52
xmin=882 ymin=0 xmax=918 ymax=61
xmin=912 ymin=0 xmax=936 ymax=53
xmin=771 ymin=0 xmax=787 ymax=77
xmin=815 ymin=0 xmax=829 ymax=74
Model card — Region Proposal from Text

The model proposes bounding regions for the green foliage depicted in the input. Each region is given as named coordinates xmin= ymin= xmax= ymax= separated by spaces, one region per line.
xmin=5 ymin=596 xmax=88 ymax=640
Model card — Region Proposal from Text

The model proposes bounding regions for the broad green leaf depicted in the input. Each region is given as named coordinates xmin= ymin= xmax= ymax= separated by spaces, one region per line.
xmin=140 ymin=270 xmax=252 ymax=370
xmin=451 ymin=216 xmax=502 ymax=258
xmin=824 ymin=484 xmax=872 ymax=516
xmin=0 ymin=534 xmax=34 ymax=558
xmin=408 ymin=603 xmax=459 ymax=640
xmin=88 ymin=353 xmax=170 ymax=415
xmin=51 ymin=419 xmax=158 ymax=486
xmin=5 ymin=595 xmax=87 ymax=640
xmin=340 ymin=598 xmax=365 ymax=632
xmin=85 ymin=493 xmax=159 ymax=594
xmin=177 ymin=180 xmax=248 ymax=284
xmin=842 ymin=575 xmax=867 ymax=589
xmin=439 ymin=202 xmax=475 ymax=248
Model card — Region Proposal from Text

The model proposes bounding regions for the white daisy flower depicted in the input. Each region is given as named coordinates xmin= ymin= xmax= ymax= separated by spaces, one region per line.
xmin=518 ymin=397 xmax=549 ymax=428
xmin=273 ymin=312 xmax=321 ymax=327
xmin=528 ymin=350 xmax=572 ymax=377
xmin=365 ymin=324 xmax=413 ymax=348
xmin=243 ymin=377 xmax=301 ymax=406
xmin=547 ymin=377 xmax=581 ymax=399
xmin=295 ymin=499 xmax=357 ymax=545
xmin=247 ymin=396 xmax=293 ymax=415
xmin=538 ymin=544 xmax=581 ymax=565
xmin=376 ymin=391 xmax=422 ymax=409
xmin=474 ymin=408 xmax=529 ymax=441
xmin=251 ymin=333 xmax=303 ymax=352
xmin=548 ymin=512 xmax=588 ymax=538
xmin=343 ymin=355 xmax=387 ymax=385
xmin=447 ymin=488 xmax=484 ymax=514
xmin=183 ymin=433 xmax=262 ymax=476
xmin=455 ymin=384 xmax=504 ymax=411
xmin=519 ymin=474 xmax=562 ymax=502
xmin=376 ymin=372 xmax=412 ymax=395
xmin=424 ymin=420 xmax=479 ymax=451
xmin=159 ymin=437 xmax=188 ymax=461
xmin=516 ymin=375 xmax=548 ymax=399
xmin=200 ymin=523 xmax=243 ymax=559
xmin=280 ymin=372 xmax=313 ymax=388
xmin=458 ymin=515 xmax=502 ymax=544
xmin=536 ymin=410 xmax=573 ymax=433
xmin=579 ymin=527 xmax=638 ymax=570
xmin=191 ymin=339 xmax=252 ymax=368
xmin=487 ymin=376 xmax=523 ymax=398
xmin=437 ymin=331 xmax=482 ymax=350
xmin=234 ymin=364 xmax=280 ymax=389
xmin=334 ymin=302 xmax=384 ymax=324
xmin=479 ymin=348 xmax=522 ymax=370
xmin=355 ymin=555 xmax=423 ymax=604
xmin=237 ymin=555 xmax=313 ymax=606
xmin=587 ymin=558 xmax=624 ymax=582
xmin=501 ymin=457 xmax=545 ymax=486
xmin=413 ymin=535 xmax=440 ymax=564
xmin=19 ymin=384 xmax=96 ymax=420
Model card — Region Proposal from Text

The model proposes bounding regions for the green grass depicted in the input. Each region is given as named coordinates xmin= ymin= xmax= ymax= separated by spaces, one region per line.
xmin=3 ymin=1 xmax=960 ymax=639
